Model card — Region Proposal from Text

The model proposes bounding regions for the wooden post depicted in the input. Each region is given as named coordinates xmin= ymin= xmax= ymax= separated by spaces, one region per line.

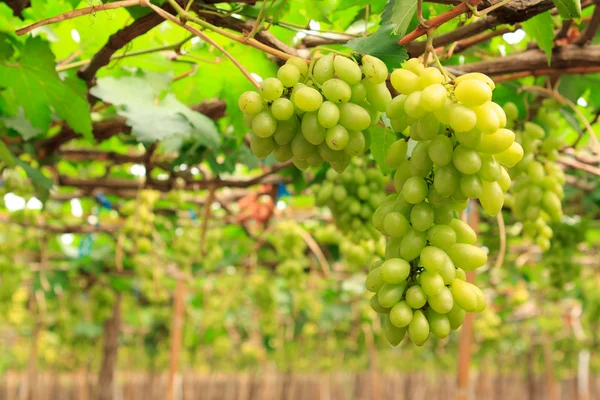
xmin=96 ymin=292 xmax=122 ymax=400
xmin=167 ymin=279 xmax=186 ymax=400
xmin=456 ymin=201 xmax=479 ymax=400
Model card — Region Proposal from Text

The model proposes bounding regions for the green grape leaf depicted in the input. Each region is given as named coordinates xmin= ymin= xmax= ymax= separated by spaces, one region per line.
xmin=15 ymin=159 xmax=53 ymax=203
xmin=90 ymin=75 xmax=220 ymax=148
xmin=552 ymin=0 xmax=581 ymax=19
xmin=0 ymin=37 xmax=92 ymax=138
xmin=368 ymin=123 xmax=396 ymax=174
xmin=4 ymin=108 xmax=42 ymax=140
xmin=381 ymin=0 xmax=418 ymax=36
xmin=346 ymin=25 xmax=408 ymax=71
xmin=522 ymin=12 xmax=554 ymax=65
xmin=0 ymin=140 xmax=17 ymax=167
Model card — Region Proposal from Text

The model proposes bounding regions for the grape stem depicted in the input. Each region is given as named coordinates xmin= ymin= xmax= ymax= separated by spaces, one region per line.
xmin=150 ymin=2 xmax=260 ymax=89
xmin=424 ymin=29 xmax=451 ymax=82
xmin=520 ymin=86 xmax=600 ymax=155
xmin=465 ymin=0 xmax=514 ymax=17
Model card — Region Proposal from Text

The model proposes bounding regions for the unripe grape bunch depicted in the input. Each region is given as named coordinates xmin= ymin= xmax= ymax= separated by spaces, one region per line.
xmin=502 ymin=102 xmax=565 ymax=251
xmin=314 ymin=159 xmax=389 ymax=241
xmin=238 ymin=54 xmax=391 ymax=172
xmin=367 ymin=58 xmax=523 ymax=346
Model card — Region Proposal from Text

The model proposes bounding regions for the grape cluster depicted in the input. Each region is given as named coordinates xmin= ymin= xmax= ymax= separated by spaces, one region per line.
xmin=367 ymin=58 xmax=523 ymax=346
xmin=314 ymin=159 xmax=389 ymax=241
xmin=238 ymin=54 xmax=391 ymax=172
xmin=503 ymin=102 xmax=565 ymax=250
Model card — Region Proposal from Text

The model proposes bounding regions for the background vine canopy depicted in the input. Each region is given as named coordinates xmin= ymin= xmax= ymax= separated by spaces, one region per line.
xmin=1 ymin=0 xmax=600 ymax=399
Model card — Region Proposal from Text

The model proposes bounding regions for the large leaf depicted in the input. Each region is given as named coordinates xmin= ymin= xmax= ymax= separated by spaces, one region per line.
xmin=522 ymin=12 xmax=554 ymax=65
xmin=3 ymin=108 xmax=42 ymax=140
xmin=552 ymin=0 xmax=581 ymax=20
xmin=381 ymin=0 xmax=418 ymax=37
xmin=368 ymin=124 xmax=396 ymax=174
xmin=0 ymin=37 xmax=92 ymax=138
xmin=346 ymin=25 xmax=408 ymax=71
xmin=90 ymin=75 xmax=220 ymax=148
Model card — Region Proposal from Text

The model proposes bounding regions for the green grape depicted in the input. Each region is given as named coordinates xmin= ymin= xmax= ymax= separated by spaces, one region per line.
xmin=362 ymin=55 xmax=388 ymax=83
xmin=390 ymin=301 xmax=414 ymax=327
xmin=428 ymin=287 xmax=454 ymax=315
xmin=433 ymin=165 xmax=460 ymax=196
xmin=460 ymin=174 xmax=483 ymax=198
xmin=244 ymin=113 xmax=255 ymax=128
xmin=420 ymin=83 xmax=447 ymax=111
xmin=326 ymin=125 xmax=350 ymax=150
xmin=400 ymin=228 xmax=427 ymax=261
xmin=293 ymin=87 xmax=323 ymax=112
xmin=387 ymin=94 xmax=407 ymax=119
xmin=427 ymin=310 xmax=451 ymax=338
xmin=439 ymin=257 xmax=457 ymax=284
xmin=333 ymin=185 xmax=347 ymax=201
xmin=410 ymin=141 xmax=434 ymax=175
xmin=238 ymin=91 xmax=264 ymax=114
xmin=273 ymin=143 xmax=293 ymax=162
xmin=480 ymin=180 xmax=503 ymax=215
xmin=386 ymin=139 xmax=408 ymax=169
xmin=291 ymin=133 xmax=316 ymax=159
xmin=350 ymin=82 xmax=367 ymax=103
xmin=271 ymin=98 xmax=295 ymax=120
xmin=391 ymin=68 xmax=420 ymax=95
xmin=503 ymin=101 xmax=519 ymax=121
xmin=318 ymin=101 xmax=340 ymax=128
xmin=370 ymin=294 xmax=391 ymax=314
xmin=420 ymin=270 xmax=444 ymax=296
xmin=406 ymin=285 xmax=427 ymax=309
xmin=453 ymin=145 xmax=482 ymax=175
xmin=366 ymin=267 xmax=384 ymax=292
xmin=404 ymin=91 xmax=427 ymax=119
xmin=293 ymin=157 xmax=309 ymax=170
xmin=412 ymin=117 xmax=440 ymax=140
xmin=433 ymin=100 xmax=453 ymax=125
xmin=381 ymin=258 xmax=411 ymax=284
xmin=404 ymin=58 xmax=425 ymax=75
xmin=250 ymin=135 xmax=275 ymax=158
xmin=494 ymin=142 xmax=523 ymax=167
xmin=455 ymin=79 xmax=492 ymax=107
xmin=383 ymin=317 xmax=407 ymax=346
xmin=455 ymin=268 xmax=467 ymax=281
xmin=259 ymin=77 xmax=284 ymax=101
xmin=410 ymin=202 xmax=435 ymax=231
xmin=488 ymin=102 xmax=507 ymax=128
xmin=478 ymin=155 xmax=502 ymax=181
xmin=408 ymin=309 xmax=429 ymax=345
xmin=542 ymin=191 xmax=562 ymax=220
xmin=286 ymin=57 xmax=309 ymax=77
xmin=306 ymin=152 xmax=324 ymax=168
xmin=473 ymin=286 xmax=486 ymax=312
xmin=447 ymin=304 xmax=466 ymax=329
xmin=334 ymin=56 xmax=362 ymax=85
xmin=301 ymin=112 xmax=326 ymax=145
xmin=474 ymin=103 xmax=500 ymax=134
xmin=455 ymin=128 xmax=483 ymax=149
xmin=393 ymin=161 xmax=411 ymax=192
xmin=497 ymin=167 xmax=511 ymax=192
xmin=528 ymin=161 xmax=545 ymax=184
xmin=365 ymin=81 xmax=392 ymax=112
xmin=449 ymin=104 xmax=477 ymax=132
xmin=427 ymin=225 xmax=456 ymax=249
xmin=378 ymin=282 xmax=407 ymax=308
xmin=313 ymin=54 xmax=334 ymax=84
xmin=277 ymin=64 xmax=301 ymax=87
xmin=450 ymin=279 xmax=478 ymax=312
xmin=344 ymin=130 xmax=367 ymax=155
xmin=252 ymin=111 xmax=278 ymax=138
xmin=383 ymin=212 xmax=410 ymax=238
xmin=446 ymin=243 xmax=487 ymax=271
xmin=419 ymin=67 xmax=444 ymax=88
xmin=477 ymin=128 xmax=515 ymax=154
xmin=402 ymin=177 xmax=428 ymax=204
xmin=273 ymin=118 xmax=297 ymax=145
xmin=338 ymin=102 xmax=371 ymax=131
xmin=322 ymin=78 xmax=352 ymax=103
xmin=420 ymin=246 xmax=447 ymax=272
xmin=428 ymin=135 xmax=454 ymax=166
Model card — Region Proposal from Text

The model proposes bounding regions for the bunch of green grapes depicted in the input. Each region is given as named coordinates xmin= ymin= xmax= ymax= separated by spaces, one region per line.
xmin=314 ymin=159 xmax=388 ymax=241
xmin=503 ymin=102 xmax=565 ymax=250
xmin=238 ymin=54 xmax=391 ymax=172
xmin=366 ymin=58 xmax=523 ymax=346
xmin=544 ymin=221 xmax=585 ymax=293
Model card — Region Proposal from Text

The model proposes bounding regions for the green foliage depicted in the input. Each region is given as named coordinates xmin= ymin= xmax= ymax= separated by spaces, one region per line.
xmin=381 ymin=0 xmax=418 ymax=37
xmin=0 ymin=37 xmax=92 ymax=138
xmin=345 ymin=25 xmax=408 ymax=70
xmin=521 ymin=12 xmax=555 ymax=64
